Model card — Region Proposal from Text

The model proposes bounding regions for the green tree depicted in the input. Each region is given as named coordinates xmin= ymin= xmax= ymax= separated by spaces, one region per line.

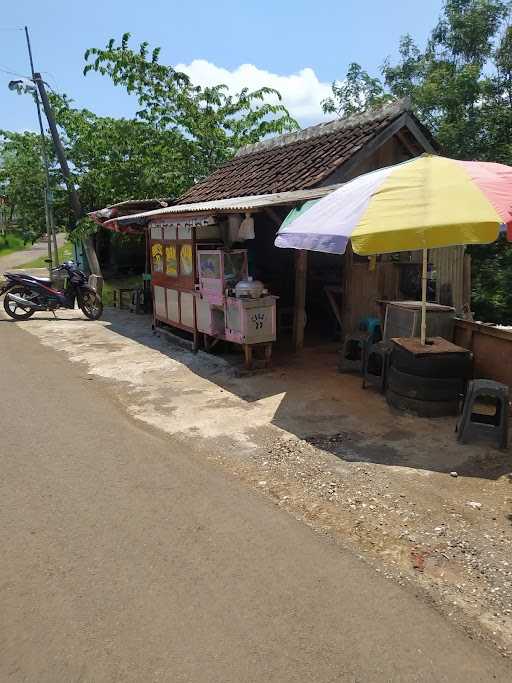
xmin=471 ymin=235 xmax=512 ymax=322
xmin=83 ymin=33 xmax=299 ymax=179
xmin=325 ymin=1 xmax=512 ymax=323
xmin=0 ymin=130 xmax=65 ymax=242
xmin=381 ymin=0 xmax=512 ymax=162
xmin=50 ymin=94 xmax=194 ymax=211
xmin=321 ymin=62 xmax=393 ymax=117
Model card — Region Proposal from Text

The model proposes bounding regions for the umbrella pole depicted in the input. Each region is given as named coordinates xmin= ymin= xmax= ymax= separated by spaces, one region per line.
xmin=421 ymin=248 xmax=428 ymax=345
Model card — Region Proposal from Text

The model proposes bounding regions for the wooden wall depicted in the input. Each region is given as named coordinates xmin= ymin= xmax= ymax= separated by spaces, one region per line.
xmin=455 ymin=320 xmax=512 ymax=392
xmin=431 ymin=246 xmax=468 ymax=314
xmin=342 ymin=245 xmax=401 ymax=333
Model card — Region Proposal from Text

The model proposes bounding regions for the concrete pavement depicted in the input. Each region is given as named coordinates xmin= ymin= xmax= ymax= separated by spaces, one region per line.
xmin=1 ymin=318 xmax=511 ymax=681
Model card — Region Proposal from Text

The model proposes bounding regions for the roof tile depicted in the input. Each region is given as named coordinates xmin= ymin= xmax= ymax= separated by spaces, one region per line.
xmin=177 ymin=101 xmax=428 ymax=204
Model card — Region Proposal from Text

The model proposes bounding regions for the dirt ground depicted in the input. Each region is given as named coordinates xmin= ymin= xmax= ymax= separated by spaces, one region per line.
xmin=7 ymin=307 xmax=512 ymax=656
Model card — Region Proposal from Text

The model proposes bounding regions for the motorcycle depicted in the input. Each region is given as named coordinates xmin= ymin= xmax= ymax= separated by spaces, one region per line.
xmin=1 ymin=260 xmax=103 ymax=321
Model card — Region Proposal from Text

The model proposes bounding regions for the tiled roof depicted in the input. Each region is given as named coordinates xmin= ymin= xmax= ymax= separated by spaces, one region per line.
xmin=177 ymin=100 xmax=418 ymax=204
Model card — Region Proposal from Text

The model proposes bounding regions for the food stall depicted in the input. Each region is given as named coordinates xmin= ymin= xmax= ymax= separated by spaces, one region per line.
xmin=149 ymin=215 xmax=277 ymax=367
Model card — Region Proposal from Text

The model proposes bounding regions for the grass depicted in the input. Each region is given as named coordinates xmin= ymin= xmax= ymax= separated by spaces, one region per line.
xmin=102 ymin=275 xmax=143 ymax=307
xmin=0 ymin=233 xmax=28 ymax=258
xmin=18 ymin=241 xmax=74 ymax=269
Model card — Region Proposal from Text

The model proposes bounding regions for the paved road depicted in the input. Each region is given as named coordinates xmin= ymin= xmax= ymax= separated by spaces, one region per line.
xmin=0 ymin=234 xmax=66 ymax=272
xmin=1 ymin=318 xmax=510 ymax=682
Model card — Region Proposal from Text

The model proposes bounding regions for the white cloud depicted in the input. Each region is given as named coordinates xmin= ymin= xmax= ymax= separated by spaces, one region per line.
xmin=174 ymin=59 xmax=332 ymax=124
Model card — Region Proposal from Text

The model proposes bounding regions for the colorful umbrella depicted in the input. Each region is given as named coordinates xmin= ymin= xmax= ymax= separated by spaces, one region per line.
xmin=275 ymin=154 xmax=512 ymax=344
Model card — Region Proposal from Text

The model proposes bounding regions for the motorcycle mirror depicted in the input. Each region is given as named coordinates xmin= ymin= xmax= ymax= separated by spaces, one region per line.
xmin=44 ymin=259 xmax=52 ymax=264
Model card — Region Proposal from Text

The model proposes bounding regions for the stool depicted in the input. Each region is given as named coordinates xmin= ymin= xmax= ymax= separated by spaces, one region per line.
xmin=359 ymin=316 xmax=382 ymax=343
xmin=362 ymin=341 xmax=393 ymax=392
xmin=129 ymin=288 xmax=146 ymax=314
xmin=456 ymin=379 xmax=509 ymax=449
xmin=112 ymin=287 xmax=136 ymax=310
xmin=338 ymin=331 xmax=370 ymax=374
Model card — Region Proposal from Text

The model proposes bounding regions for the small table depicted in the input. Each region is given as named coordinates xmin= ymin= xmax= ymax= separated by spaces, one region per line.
xmin=392 ymin=336 xmax=470 ymax=357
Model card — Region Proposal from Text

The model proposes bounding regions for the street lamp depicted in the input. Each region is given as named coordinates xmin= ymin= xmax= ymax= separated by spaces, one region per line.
xmin=8 ymin=78 xmax=36 ymax=94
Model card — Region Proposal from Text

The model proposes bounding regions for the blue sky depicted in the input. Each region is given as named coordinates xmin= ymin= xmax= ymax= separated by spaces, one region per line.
xmin=1 ymin=0 xmax=444 ymax=131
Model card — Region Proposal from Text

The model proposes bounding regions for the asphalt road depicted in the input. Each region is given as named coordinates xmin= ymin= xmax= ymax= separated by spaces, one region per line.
xmin=1 ymin=318 xmax=511 ymax=682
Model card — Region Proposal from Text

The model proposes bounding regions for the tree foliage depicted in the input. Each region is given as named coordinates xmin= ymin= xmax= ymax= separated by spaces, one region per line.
xmin=83 ymin=33 xmax=299 ymax=178
xmin=321 ymin=63 xmax=393 ymax=117
xmin=49 ymin=93 xmax=194 ymax=210
xmin=0 ymin=130 xmax=66 ymax=241
xmin=382 ymin=0 xmax=512 ymax=163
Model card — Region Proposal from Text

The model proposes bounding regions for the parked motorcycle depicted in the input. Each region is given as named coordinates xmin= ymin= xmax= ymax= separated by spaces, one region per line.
xmin=0 ymin=260 xmax=103 ymax=321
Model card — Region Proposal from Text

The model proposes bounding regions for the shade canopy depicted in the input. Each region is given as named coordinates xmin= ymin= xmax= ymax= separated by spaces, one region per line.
xmin=275 ymin=155 xmax=512 ymax=256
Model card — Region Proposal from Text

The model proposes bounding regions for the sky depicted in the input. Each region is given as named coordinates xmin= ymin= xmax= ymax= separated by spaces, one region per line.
xmin=0 ymin=0 xmax=444 ymax=132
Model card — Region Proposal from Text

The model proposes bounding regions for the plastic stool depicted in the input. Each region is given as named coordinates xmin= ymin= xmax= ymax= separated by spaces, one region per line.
xmin=338 ymin=331 xmax=370 ymax=374
xmin=362 ymin=340 xmax=393 ymax=392
xmin=359 ymin=317 xmax=382 ymax=343
xmin=456 ymin=379 xmax=509 ymax=449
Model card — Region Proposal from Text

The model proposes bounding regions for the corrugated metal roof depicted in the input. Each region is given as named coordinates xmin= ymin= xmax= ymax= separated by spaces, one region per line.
xmin=106 ymin=185 xmax=341 ymax=228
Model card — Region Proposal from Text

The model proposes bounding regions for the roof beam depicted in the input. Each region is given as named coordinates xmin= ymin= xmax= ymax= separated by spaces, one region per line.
xmin=333 ymin=113 xmax=411 ymax=182
xmin=264 ymin=207 xmax=285 ymax=227
xmin=402 ymin=114 xmax=437 ymax=154
xmin=329 ymin=111 xmax=436 ymax=184
xmin=395 ymin=129 xmax=420 ymax=156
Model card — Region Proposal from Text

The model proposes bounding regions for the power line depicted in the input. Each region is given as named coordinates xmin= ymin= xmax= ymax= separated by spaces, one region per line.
xmin=0 ymin=64 xmax=28 ymax=78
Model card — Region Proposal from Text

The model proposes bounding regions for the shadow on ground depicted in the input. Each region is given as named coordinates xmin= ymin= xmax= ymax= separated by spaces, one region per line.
xmin=11 ymin=307 xmax=512 ymax=481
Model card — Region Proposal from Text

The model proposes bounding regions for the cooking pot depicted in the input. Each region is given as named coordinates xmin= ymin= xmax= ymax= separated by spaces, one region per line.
xmin=234 ymin=277 xmax=264 ymax=299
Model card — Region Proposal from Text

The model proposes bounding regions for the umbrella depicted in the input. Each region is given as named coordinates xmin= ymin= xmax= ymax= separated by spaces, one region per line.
xmin=275 ymin=154 xmax=512 ymax=344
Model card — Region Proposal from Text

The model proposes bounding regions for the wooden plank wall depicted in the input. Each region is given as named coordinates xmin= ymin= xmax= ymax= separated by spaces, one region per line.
xmin=431 ymin=246 xmax=466 ymax=313
xmin=342 ymin=251 xmax=400 ymax=333
xmin=455 ymin=320 xmax=512 ymax=392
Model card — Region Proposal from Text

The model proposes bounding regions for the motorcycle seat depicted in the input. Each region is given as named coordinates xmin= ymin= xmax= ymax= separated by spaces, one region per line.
xmin=5 ymin=272 xmax=52 ymax=284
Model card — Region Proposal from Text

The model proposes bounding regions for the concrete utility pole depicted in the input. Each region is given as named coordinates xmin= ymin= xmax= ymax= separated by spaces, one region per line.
xmin=23 ymin=26 xmax=56 ymax=271
xmin=23 ymin=28 xmax=102 ymax=279
xmin=33 ymin=71 xmax=102 ymax=277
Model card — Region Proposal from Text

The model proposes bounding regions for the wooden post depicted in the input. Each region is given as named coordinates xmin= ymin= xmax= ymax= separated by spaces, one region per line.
xmin=244 ymin=344 xmax=253 ymax=369
xmin=342 ymin=241 xmax=353 ymax=337
xmin=463 ymin=252 xmax=472 ymax=313
xmin=420 ymin=248 xmax=428 ymax=345
xmin=293 ymin=250 xmax=308 ymax=351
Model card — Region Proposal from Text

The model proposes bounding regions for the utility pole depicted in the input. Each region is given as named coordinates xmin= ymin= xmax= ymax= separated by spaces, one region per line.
xmin=24 ymin=26 xmax=56 ymax=271
xmin=34 ymin=72 xmax=102 ymax=278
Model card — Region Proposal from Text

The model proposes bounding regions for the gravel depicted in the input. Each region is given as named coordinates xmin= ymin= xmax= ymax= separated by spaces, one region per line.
xmin=225 ymin=431 xmax=512 ymax=655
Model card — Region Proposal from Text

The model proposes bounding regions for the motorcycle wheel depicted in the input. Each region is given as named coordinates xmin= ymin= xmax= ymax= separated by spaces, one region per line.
xmin=3 ymin=286 xmax=37 ymax=320
xmin=79 ymin=289 xmax=103 ymax=321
